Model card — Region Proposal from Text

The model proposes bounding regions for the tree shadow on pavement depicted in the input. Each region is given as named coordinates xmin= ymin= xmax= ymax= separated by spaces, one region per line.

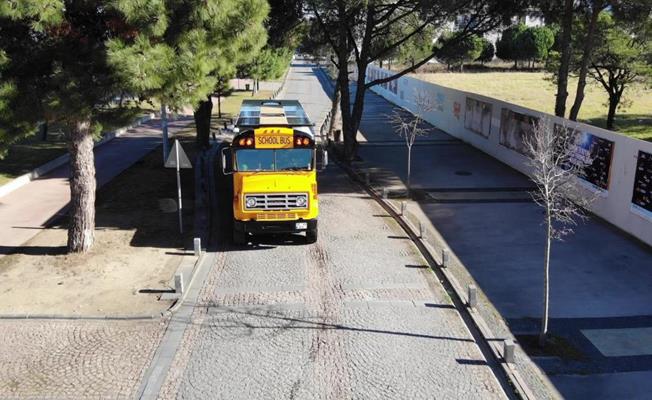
xmin=185 ymin=306 xmax=477 ymax=344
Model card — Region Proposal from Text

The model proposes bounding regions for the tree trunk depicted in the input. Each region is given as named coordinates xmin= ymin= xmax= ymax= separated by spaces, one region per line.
xmin=328 ymin=79 xmax=341 ymax=138
xmin=344 ymin=65 xmax=368 ymax=161
xmin=337 ymin=63 xmax=354 ymax=160
xmin=569 ymin=4 xmax=602 ymax=121
xmin=67 ymin=119 xmax=96 ymax=253
xmin=379 ymin=60 xmax=383 ymax=69
xmin=217 ymin=94 xmax=222 ymax=118
xmin=514 ymin=59 xmax=517 ymax=70
xmin=407 ymin=145 xmax=412 ymax=194
xmin=539 ymin=211 xmax=552 ymax=347
xmin=606 ymin=92 xmax=620 ymax=130
xmin=194 ymin=95 xmax=213 ymax=149
xmin=39 ymin=122 xmax=48 ymax=141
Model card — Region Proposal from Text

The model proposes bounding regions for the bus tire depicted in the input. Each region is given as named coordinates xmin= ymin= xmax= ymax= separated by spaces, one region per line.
xmin=306 ymin=226 xmax=318 ymax=244
xmin=233 ymin=229 xmax=246 ymax=245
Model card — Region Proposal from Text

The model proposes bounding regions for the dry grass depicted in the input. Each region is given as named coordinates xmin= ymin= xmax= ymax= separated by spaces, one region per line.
xmin=414 ymin=71 xmax=652 ymax=142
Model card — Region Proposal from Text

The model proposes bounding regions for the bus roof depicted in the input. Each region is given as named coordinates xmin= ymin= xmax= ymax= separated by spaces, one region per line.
xmin=235 ymin=100 xmax=313 ymax=128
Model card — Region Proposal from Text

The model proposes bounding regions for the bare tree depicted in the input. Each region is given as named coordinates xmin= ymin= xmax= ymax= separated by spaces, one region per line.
xmin=523 ymin=118 xmax=596 ymax=346
xmin=389 ymin=90 xmax=432 ymax=195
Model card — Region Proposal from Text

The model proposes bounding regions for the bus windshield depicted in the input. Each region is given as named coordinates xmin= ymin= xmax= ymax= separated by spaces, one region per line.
xmin=236 ymin=149 xmax=313 ymax=172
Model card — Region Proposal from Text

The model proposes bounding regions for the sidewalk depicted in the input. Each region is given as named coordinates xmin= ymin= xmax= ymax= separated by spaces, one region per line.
xmin=349 ymin=85 xmax=652 ymax=399
xmin=0 ymin=117 xmax=192 ymax=257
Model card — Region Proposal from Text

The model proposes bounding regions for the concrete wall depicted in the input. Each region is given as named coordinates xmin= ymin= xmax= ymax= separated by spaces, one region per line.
xmin=364 ymin=65 xmax=652 ymax=247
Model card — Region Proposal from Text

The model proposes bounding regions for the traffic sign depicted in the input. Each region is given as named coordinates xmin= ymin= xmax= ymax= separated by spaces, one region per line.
xmin=165 ymin=140 xmax=193 ymax=169
xmin=165 ymin=139 xmax=192 ymax=234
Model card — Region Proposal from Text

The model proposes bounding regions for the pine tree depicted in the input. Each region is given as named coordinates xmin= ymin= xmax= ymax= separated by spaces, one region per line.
xmin=0 ymin=1 xmax=267 ymax=252
xmin=0 ymin=1 xmax=178 ymax=252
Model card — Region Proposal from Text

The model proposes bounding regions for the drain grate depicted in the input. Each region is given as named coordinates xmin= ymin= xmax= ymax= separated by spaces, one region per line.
xmin=455 ymin=170 xmax=472 ymax=176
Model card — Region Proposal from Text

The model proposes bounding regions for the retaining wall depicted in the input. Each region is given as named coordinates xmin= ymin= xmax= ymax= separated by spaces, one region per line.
xmin=364 ymin=65 xmax=652 ymax=246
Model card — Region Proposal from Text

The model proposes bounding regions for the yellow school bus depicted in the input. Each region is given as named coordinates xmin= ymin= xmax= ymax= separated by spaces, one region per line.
xmin=221 ymin=100 xmax=327 ymax=244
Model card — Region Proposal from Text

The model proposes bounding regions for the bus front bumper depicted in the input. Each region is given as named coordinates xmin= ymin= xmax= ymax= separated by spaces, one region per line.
xmin=234 ymin=219 xmax=317 ymax=235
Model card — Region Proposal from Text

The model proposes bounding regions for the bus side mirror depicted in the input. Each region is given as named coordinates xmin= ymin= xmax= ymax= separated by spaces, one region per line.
xmin=221 ymin=147 xmax=234 ymax=175
xmin=317 ymin=148 xmax=328 ymax=171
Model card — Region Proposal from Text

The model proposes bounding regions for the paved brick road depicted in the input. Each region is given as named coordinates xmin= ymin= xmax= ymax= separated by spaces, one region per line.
xmin=0 ymin=319 xmax=164 ymax=399
xmin=157 ymin=159 xmax=507 ymax=399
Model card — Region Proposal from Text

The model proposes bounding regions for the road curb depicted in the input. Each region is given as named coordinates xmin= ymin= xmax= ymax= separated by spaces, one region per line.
xmin=271 ymin=65 xmax=292 ymax=99
xmin=136 ymin=144 xmax=221 ymax=399
xmin=0 ymin=113 xmax=156 ymax=199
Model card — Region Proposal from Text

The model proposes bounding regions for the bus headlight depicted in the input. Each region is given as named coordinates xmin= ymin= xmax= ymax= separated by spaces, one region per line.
xmin=296 ymin=195 xmax=307 ymax=207
xmin=245 ymin=197 xmax=257 ymax=208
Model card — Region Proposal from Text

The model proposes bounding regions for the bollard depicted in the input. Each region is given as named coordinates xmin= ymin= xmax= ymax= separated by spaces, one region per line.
xmin=468 ymin=284 xmax=478 ymax=309
xmin=418 ymin=221 xmax=425 ymax=239
xmin=400 ymin=201 xmax=407 ymax=216
xmin=504 ymin=340 xmax=515 ymax=364
xmin=193 ymin=237 xmax=202 ymax=257
xmin=442 ymin=248 xmax=450 ymax=268
xmin=382 ymin=188 xmax=389 ymax=199
xmin=364 ymin=172 xmax=371 ymax=186
xmin=174 ymin=273 xmax=185 ymax=294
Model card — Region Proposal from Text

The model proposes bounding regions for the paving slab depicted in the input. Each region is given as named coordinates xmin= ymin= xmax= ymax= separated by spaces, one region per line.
xmin=582 ymin=327 xmax=652 ymax=357
xmin=552 ymin=371 xmax=652 ymax=400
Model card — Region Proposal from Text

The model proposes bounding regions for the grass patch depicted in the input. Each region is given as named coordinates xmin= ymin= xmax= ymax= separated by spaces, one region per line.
xmin=517 ymin=334 xmax=587 ymax=362
xmin=414 ymin=71 xmax=652 ymax=141
xmin=0 ymin=139 xmax=68 ymax=186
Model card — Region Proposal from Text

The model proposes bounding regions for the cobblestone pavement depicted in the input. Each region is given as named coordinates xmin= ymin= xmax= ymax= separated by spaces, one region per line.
xmin=157 ymin=159 xmax=508 ymax=398
xmin=0 ymin=319 xmax=165 ymax=399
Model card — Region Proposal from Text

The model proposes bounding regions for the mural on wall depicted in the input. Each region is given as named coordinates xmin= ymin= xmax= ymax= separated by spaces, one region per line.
xmin=465 ymin=97 xmax=492 ymax=138
xmin=366 ymin=67 xmax=398 ymax=95
xmin=632 ymin=150 xmax=652 ymax=215
xmin=499 ymin=109 xmax=539 ymax=156
xmin=453 ymin=102 xmax=461 ymax=119
xmin=556 ymin=124 xmax=615 ymax=191
xmin=434 ymin=92 xmax=446 ymax=112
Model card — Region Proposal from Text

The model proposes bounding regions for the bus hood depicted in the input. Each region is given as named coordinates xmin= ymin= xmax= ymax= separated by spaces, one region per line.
xmin=237 ymin=173 xmax=315 ymax=194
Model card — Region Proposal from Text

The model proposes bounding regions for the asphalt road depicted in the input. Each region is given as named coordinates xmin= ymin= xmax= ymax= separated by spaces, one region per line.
xmin=155 ymin=61 xmax=510 ymax=399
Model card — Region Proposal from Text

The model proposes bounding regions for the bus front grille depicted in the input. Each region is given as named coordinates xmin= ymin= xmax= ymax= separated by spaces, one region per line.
xmin=245 ymin=193 xmax=308 ymax=210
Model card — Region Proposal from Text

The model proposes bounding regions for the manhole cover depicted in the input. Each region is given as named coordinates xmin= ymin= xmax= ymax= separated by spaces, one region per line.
xmin=455 ymin=170 xmax=472 ymax=176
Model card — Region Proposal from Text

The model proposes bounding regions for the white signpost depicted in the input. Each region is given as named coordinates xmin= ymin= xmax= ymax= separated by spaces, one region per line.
xmin=165 ymin=139 xmax=193 ymax=233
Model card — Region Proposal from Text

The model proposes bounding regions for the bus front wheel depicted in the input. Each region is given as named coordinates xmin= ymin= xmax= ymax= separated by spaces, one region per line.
xmin=306 ymin=226 xmax=318 ymax=244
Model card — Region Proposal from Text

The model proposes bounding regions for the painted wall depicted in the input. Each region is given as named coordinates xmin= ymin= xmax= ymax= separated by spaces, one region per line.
xmin=364 ymin=65 xmax=652 ymax=246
